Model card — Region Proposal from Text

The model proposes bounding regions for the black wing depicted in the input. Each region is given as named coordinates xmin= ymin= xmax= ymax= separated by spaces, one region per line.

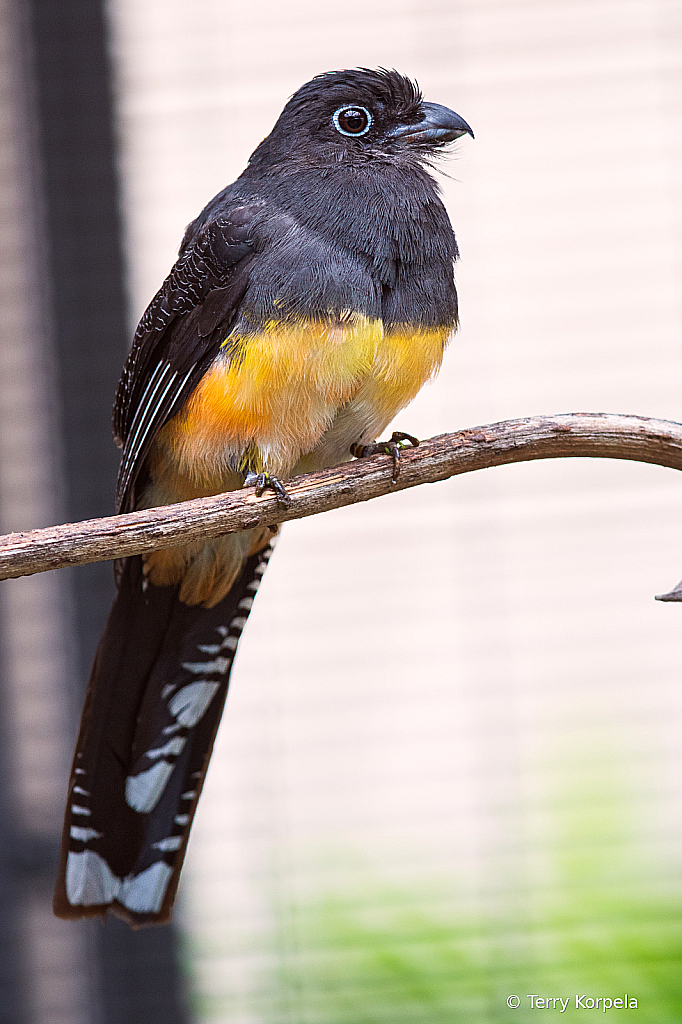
xmin=114 ymin=204 xmax=258 ymax=513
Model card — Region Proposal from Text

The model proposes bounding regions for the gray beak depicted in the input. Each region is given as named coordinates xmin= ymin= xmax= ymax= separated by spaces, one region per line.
xmin=388 ymin=102 xmax=474 ymax=144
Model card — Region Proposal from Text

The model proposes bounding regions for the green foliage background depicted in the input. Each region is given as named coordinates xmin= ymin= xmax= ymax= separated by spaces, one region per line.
xmin=190 ymin=741 xmax=682 ymax=1023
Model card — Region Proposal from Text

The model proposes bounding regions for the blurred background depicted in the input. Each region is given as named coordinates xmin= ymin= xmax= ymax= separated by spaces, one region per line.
xmin=0 ymin=0 xmax=681 ymax=1021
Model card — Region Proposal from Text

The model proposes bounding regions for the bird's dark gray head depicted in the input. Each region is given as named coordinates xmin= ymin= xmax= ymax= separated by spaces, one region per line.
xmin=248 ymin=68 xmax=473 ymax=168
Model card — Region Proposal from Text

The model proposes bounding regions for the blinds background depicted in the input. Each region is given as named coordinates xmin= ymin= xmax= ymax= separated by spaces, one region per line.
xmin=106 ymin=0 xmax=682 ymax=1020
xmin=0 ymin=0 xmax=679 ymax=1020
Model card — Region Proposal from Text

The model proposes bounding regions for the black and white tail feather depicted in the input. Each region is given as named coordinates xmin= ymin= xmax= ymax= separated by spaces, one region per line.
xmin=54 ymin=540 xmax=274 ymax=926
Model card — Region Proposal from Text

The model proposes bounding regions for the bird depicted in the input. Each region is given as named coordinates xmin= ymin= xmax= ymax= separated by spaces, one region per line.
xmin=53 ymin=68 xmax=473 ymax=926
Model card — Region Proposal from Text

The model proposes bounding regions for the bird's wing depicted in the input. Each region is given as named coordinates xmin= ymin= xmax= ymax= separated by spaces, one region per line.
xmin=114 ymin=205 xmax=257 ymax=513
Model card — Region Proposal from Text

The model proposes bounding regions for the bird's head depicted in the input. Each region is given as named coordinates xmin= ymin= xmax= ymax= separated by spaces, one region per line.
xmin=248 ymin=68 xmax=473 ymax=168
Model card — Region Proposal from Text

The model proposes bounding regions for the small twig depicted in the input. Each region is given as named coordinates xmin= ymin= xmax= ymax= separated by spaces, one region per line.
xmin=1 ymin=412 xmax=682 ymax=583
xmin=655 ymin=580 xmax=682 ymax=602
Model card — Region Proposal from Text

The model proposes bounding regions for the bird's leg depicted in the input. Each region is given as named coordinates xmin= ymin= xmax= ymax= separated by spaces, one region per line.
xmin=243 ymin=471 xmax=292 ymax=508
xmin=350 ymin=430 xmax=420 ymax=484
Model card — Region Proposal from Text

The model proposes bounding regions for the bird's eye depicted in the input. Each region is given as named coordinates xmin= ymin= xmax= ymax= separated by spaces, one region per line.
xmin=332 ymin=105 xmax=372 ymax=137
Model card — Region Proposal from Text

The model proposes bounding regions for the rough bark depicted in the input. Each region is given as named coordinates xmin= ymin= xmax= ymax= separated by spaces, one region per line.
xmin=1 ymin=412 xmax=682 ymax=583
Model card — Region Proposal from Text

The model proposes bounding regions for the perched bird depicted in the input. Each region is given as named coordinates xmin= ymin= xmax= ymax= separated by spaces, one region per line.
xmin=53 ymin=68 xmax=473 ymax=926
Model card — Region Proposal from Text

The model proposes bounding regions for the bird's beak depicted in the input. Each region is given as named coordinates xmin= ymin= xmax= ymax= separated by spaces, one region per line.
xmin=388 ymin=102 xmax=474 ymax=144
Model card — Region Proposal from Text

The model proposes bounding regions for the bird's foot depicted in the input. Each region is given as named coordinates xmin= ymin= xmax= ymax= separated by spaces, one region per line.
xmin=350 ymin=431 xmax=420 ymax=483
xmin=243 ymin=471 xmax=291 ymax=508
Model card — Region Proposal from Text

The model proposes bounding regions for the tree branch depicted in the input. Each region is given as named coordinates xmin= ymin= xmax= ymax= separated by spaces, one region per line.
xmin=1 ymin=412 xmax=682 ymax=583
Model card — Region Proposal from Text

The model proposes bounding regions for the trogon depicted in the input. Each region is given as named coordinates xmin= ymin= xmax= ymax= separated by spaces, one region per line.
xmin=53 ymin=68 xmax=473 ymax=925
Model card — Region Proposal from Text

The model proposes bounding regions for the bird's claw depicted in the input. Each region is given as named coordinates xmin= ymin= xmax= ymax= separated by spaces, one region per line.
xmin=350 ymin=430 xmax=420 ymax=483
xmin=243 ymin=471 xmax=292 ymax=508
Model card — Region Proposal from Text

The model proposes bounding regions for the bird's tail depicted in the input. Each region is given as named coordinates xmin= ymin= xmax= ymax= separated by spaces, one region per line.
xmin=53 ymin=539 xmax=274 ymax=926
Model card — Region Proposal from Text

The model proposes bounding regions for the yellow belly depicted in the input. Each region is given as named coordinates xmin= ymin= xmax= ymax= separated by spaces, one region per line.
xmin=156 ymin=315 xmax=451 ymax=486
xmin=143 ymin=314 xmax=451 ymax=606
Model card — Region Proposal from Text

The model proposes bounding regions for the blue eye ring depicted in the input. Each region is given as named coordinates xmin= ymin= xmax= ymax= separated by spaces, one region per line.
xmin=332 ymin=105 xmax=373 ymax=137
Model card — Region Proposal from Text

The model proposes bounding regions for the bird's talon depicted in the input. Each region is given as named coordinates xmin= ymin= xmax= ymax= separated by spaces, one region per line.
xmin=350 ymin=430 xmax=420 ymax=483
xmin=391 ymin=431 xmax=420 ymax=449
xmin=244 ymin=471 xmax=291 ymax=508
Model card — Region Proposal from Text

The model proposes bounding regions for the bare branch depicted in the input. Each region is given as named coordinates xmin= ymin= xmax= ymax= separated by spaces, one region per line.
xmin=1 ymin=412 xmax=682 ymax=583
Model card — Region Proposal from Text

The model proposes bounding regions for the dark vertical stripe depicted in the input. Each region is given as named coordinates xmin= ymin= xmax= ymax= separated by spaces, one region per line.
xmin=24 ymin=2 xmax=192 ymax=1021
xmin=25 ymin=0 xmax=127 ymax=669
